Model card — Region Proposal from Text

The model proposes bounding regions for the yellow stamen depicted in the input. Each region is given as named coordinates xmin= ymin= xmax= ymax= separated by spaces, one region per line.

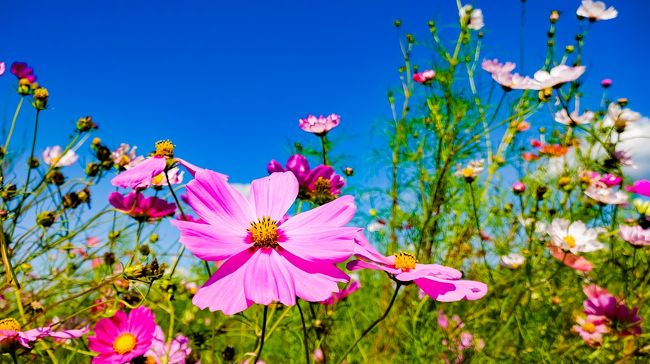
xmin=461 ymin=167 xmax=475 ymax=178
xmin=113 ymin=333 xmax=137 ymax=355
xmin=154 ymin=139 xmax=175 ymax=157
xmin=144 ymin=356 xmax=157 ymax=364
xmin=394 ymin=252 xmax=417 ymax=271
xmin=249 ymin=217 xmax=279 ymax=248
xmin=151 ymin=173 xmax=164 ymax=185
xmin=0 ymin=318 xmax=21 ymax=332
xmin=34 ymin=87 xmax=49 ymax=100
xmin=564 ymin=235 xmax=576 ymax=248
xmin=582 ymin=322 xmax=596 ymax=334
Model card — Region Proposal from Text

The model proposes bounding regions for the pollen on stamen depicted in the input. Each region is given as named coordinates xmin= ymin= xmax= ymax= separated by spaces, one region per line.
xmin=154 ymin=139 xmax=175 ymax=157
xmin=249 ymin=216 xmax=280 ymax=248
xmin=394 ymin=252 xmax=417 ymax=271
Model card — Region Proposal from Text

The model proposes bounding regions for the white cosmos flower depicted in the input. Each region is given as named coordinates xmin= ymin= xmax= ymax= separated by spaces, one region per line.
xmin=577 ymin=1 xmax=618 ymax=21
xmin=533 ymin=65 xmax=586 ymax=89
xmin=460 ymin=5 xmax=484 ymax=30
xmin=602 ymin=102 xmax=641 ymax=127
xmin=500 ymin=253 xmax=525 ymax=269
xmin=42 ymin=146 xmax=78 ymax=168
xmin=584 ymin=185 xmax=628 ymax=205
xmin=547 ymin=218 xmax=605 ymax=254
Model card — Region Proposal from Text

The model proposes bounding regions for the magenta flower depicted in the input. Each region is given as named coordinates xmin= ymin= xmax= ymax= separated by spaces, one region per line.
xmin=171 ymin=170 xmax=360 ymax=315
xmin=0 ymin=318 xmax=87 ymax=352
xmin=145 ymin=325 xmax=191 ymax=364
xmin=109 ymin=192 xmax=176 ymax=222
xmin=305 ymin=165 xmax=345 ymax=205
xmin=88 ymin=306 xmax=156 ymax=364
xmin=10 ymin=62 xmax=37 ymax=83
xmin=348 ymin=235 xmax=487 ymax=301
xmin=267 ymin=154 xmax=311 ymax=186
xmin=583 ymin=285 xmax=642 ymax=336
xmin=413 ymin=70 xmax=436 ymax=84
xmin=599 ymin=174 xmax=621 ymax=187
xmin=111 ymin=140 xmax=203 ymax=190
xmin=298 ymin=114 xmax=340 ymax=135
xmin=512 ymin=182 xmax=526 ymax=194
xmin=619 ymin=225 xmax=650 ymax=247
xmin=625 ymin=180 xmax=650 ymax=197
xmin=601 ymin=78 xmax=613 ymax=88
xmin=321 ymin=280 xmax=361 ymax=305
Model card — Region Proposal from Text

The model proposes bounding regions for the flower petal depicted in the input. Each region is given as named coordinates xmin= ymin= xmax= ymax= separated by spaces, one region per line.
xmin=172 ymin=219 xmax=250 ymax=261
xmin=111 ymin=156 xmax=167 ymax=189
xmin=281 ymin=195 xmax=356 ymax=231
xmin=243 ymin=249 xmax=297 ymax=306
xmin=249 ymin=172 xmax=298 ymax=221
xmin=280 ymin=226 xmax=359 ymax=263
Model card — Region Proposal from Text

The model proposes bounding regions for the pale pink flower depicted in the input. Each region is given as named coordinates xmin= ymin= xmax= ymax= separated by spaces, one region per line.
xmin=603 ymin=102 xmax=641 ymax=127
xmin=584 ymin=185 xmax=628 ymax=205
xmin=0 ymin=318 xmax=87 ymax=351
xmin=42 ymin=145 xmax=79 ymax=168
xmin=460 ymin=5 xmax=484 ymax=30
xmin=573 ymin=316 xmax=609 ymax=346
xmin=413 ymin=70 xmax=436 ymax=84
xmin=86 ymin=236 xmax=100 ymax=247
xmin=491 ymin=72 xmax=540 ymax=90
xmin=0 ymin=62 xmax=5 ymax=76
xmin=549 ymin=246 xmax=593 ymax=272
xmin=554 ymin=108 xmax=594 ymax=125
xmin=145 ymin=325 xmax=191 ymax=364
xmin=619 ymin=225 xmax=650 ymax=247
xmin=577 ymin=1 xmax=618 ymax=21
xmin=481 ymin=59 xmax=516 ymax=75
xmin=499 ymin=253 xmax=525 ymax=269
xmin=348 ymin=235 xmax=487 ymax=301
xmin=172 ymin=170 xmax=360 ymax=315
xmin=533 ymin=65 xmax=586 ymax=89
xmin=111 ymin=143 xmax=139 ymax=169
xmin=298 ymin=114 xmax=341 ymax=135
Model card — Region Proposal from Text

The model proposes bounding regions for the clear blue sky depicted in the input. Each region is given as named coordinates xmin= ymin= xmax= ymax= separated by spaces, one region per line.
xmin=2 ymin=0 xmax=648 ymax=184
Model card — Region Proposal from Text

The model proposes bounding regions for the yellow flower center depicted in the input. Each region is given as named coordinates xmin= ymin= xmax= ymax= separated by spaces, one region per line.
xmin=34 ymin=87 xmax=49 ymax=100
xmin=144 ymin=356 xmax=157 ymax=364
xmin=582 ymin=322 xmax=596 ymax=334
xmin=151 ymin=173 xmax=164 ymax=185
xmin=249 ymin=217 xmax=279 ymax=248
xmin=394 ymin=252 xmax=417 ymax=271
xmin=564 ymin=235 xmax=576 ymax=248
xmin=118 ymin=155 xmax=131 ymax=167
xmin=310 ymin=177 xmax=336 ymax=205
xmin=154 ymin=139 xmax=175 ymax=157
xmin=461 ymin=167 xmax=475 ymax=178
xmin=113 ymin=333 xmax=137 ymax=355
xmin=0 ymin=318 xmax=21 ymax=331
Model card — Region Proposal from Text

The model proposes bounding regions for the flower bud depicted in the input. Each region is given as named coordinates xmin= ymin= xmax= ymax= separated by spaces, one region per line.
xmin=344 ymin=167 xmax=354 ymax=176
xmin=95 ymin=145 xmax=112 ymax=162
xmin=32 ymin=87 xmax=49 ymax=110
xmin=28 ymin=157 xmax=40 ymax=168
xmin=76 ymin=116 xmax=98 ymax=132
xmin=77 ymin=188 xmax=90 ymax=203
xmin=85 ymin=162 xmax=100 ymax=177
xmin=138 ymin=244 xmax=150 ymax=256
xmin=1 ymin=184 xmax=18 ymax=201
xmin=535 ymin=186 xmax=548 ymax=200
xmin=549 ymin=10 xmax=560 ymax=23
xmin=565 ymin=45 xmax=575 ymax=53
xmin=394 ymin=19 xmax=401 ymax=28
xmin=103 ymin=252 xmax=116 ymax=266
xmin=406 ymin=33 xmax=415 ymax=44
xmin=109 ymin=231 xmax=120 ymax=241
xmin=62 ymin=192 xmax=81 ymax=209
xmin=617 ymin=98 xmax=628 ymax=107
xmin=37 ymin=211 xmax=56 ymax=227
xmin=45 ymin=170 xmax=65 ymax=186
xmin=512 ymin=182 xmax=526 ymax=194
xmin=601 ymin=78 xmax=612 ymax=88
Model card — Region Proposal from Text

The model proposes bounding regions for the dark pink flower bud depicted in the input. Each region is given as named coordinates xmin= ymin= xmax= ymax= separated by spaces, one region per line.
xmin=601 ymin=78 xmax=613 ymax=88
xmin=512 ymin=181 xmax=526 ymax=194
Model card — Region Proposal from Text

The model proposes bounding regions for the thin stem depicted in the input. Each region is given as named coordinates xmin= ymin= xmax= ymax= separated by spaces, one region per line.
xmin=255 ymin=306 xmax=269 ymax=362
xmin=2 ymin=97 xmax=24 ymax=155
xmin=128 ymin=222 xmax=144 ymax=266
xmin=335 ymin=283 xmax=401 ymax=364
xmin=320 ymin=135 xmax=329 ymax=165
xmin=468 ymin=182 xmax=494 ymax=284
xmin=297 ymin=300 xmax=311 ymax=364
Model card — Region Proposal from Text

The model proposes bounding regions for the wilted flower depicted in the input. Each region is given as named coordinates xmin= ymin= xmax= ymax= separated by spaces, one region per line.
xmin=619 ymin=225 xmax=650 ymax=247
xmin=109 ymin=192 xmax=176 ymax=222
xmin=413 ymin=70 xmax=436 ymax=84
xmin=145 ymin=325 xmax=191 ymax=364
xmin=298 ymin=114 xmax=340 ymax=135
xmin=499 ymin=253 xmax=525 ymax=269
xmin=584 ymin=185 xmax=628 ymax=205
xmin=172 ymin=170 xmax=360 ymax=314
xmin=88 ymin=306 xmax=156 ymax=364
xmin=577 ymin=1 xmax=617 ymax=21
xmin=42 ymin=146 xmax=79 ymax=168
xmin=460 ymin=5 xmax=484 ymax=30
xmin=348 ymin=235 xmax=487 ymax=301
xmin=547 ymin=219 xmax=604 ymax=254
xmin=626 ymin=180 xmax=650 ymax=197
xmin=0 ymin=318 xmax=87 ymax=352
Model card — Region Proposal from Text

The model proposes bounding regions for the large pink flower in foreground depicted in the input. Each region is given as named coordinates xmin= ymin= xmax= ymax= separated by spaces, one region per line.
xmin=172 ymin=170 xmax=360 ymax=314
xmin=88 ymin=306 xmax=156 ymax=364
xmin=0 ymin=318 xmax=87 ymax=351
xmin=109 ymin=192 xmax=176 ymax=222
xmin=348 ymin=235 xmax=487 ymax=301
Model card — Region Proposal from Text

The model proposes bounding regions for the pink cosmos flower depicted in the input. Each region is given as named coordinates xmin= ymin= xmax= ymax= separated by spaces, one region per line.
xmin=298 ymin=114 xmax=341 ymax=135
xmin=172 ymin=170 xmax=360 ymax=315
xmin=0 ymin=318 xmax=87 ymax=351
xmin=88 ymin=306 xmax=156 ymax=364
xmin=554 ymin=108 xmax=594 ymax=126
xmin=619 ymin=225 xmax=650 ymax=247
xmin=512 ymin=182 xmax=526 ymax=194
xmin=491 ymin=72 xmax=540 ymax=91
xmin=304 ymin=165 xmax=345 ymax=204
xmin=348 ymin=235 xmax=487 ymax=301
xmin=584 ymin=185 xmax=628 ymax=205
xmin=321 ymin=280 xmax=361 ymax=305
xmin=577 ymin=1 xmax=617 ymax=21
xmin=582 ymin=285 xmax=642 ymax=336
xmin=599 ymin=174 xmax=622 ymax=187
xmin=87 ymin=236 xmax=100 ymax=247
xmin=533 ymin=65 xmax=586 ymax=89
xmin=603 ymin=102 xmax=641 ymax=127
xmin=267 ymin=154 xmax=311 ymax=186
xmin=0 ymin=62 xmax=5 ymax=76
xmin=573 ymin=316 xmax=609 ymax=346
xmin=459 ymin=5 xmax=484 ymax=30
xmin=111 ymin=140 xmax=202 ymax=190
xmin=313 ymin=347 xmax=324 ymax=363
xmin=625 ymin=180 xmax=650 ymax=197
xmin=10 ymin=62 xmax=37 ymax=83
xmin=145 ymin=325 xmax=191 ymax=364
xmin=549 ymin=246 xmax=593 ymax=272
xmin=111 ymin=143 xmax=139 ymax=170
xmin=42 ymin=145 xmax=79 ymax=168
xmin=481 ymin=59 xmax=516 ymax=75
xmin=413 ymin=70 xmax=436 ymax=84
xmin=109 ymin=192 xmax=176 ymax=222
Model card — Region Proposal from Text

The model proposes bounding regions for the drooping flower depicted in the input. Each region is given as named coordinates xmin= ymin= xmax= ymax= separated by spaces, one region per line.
xmin=413 ymin=70 xmax=436 ymax=84
xmin=584 ymin=185 xmax=628 ymax=205
xmin=546 ymin=219 xmax=605 ymax=254
xmin=298 ymin=114 xmax=341 ymax=135
xmin=109 ymin=192 xmax=176 ymax=222
xmin=111 ymin=140 xmax=202 ymax=190
xmin=499 ymin=253 xmax=525 ymax=269
xmin=348 ymin=235 xmax=487 ymax=302
xmin=577 ymin=1 xmax=618 ymax=21
xmin=321 ymin=280 xmax=361 ymax=305
xmin=533 ymin=65 xmax=586 ymax=89
xmin=573 ymin=316 xmax=609 ymax=346
xmin=619 ymin=225 xmax=650 ymax=247
xmin=88 ymin=306 xmax=156 ymax=364
xmin=625 ymin=180 xmax=650 ymax=197
xmin=603 ymin=102 xmax=641 ymax=127
xmin=548 ymin=246 xmax=593 ymax=272
xmin=554 ymin=108 xmax=594 ymax=126
xmin=172 ymin=170 xmax=360 ymax=315
xmin=460 ymin=5 xmax=484 ymax=30
xmin=42 ymin=146 xmax=79 ymax=168
xmin=0 ymin=318 xmax=87 ymax=352
xmin=144 ymin=325 xmax=191 ymax=364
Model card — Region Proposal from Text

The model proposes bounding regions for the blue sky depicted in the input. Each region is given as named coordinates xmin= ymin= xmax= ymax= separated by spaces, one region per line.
xmin=2 ymin=0 xmax=648 ymax=184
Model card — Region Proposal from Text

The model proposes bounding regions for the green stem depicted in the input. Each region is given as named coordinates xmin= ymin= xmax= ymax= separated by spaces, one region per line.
xmin=335 ymin=283 xmax=401 ymax=364
xmin=320 ymin=135 xmax=329 ymax=165
xmin=2 ymin=97 xmax=24 ymax=155
xmin=468 ymin=182 xmax=494 ymax=284
xmin=255 ymin=306 xmax=269 ymax=362
xmin=297 ymin=300 xmax=311 ymax=364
